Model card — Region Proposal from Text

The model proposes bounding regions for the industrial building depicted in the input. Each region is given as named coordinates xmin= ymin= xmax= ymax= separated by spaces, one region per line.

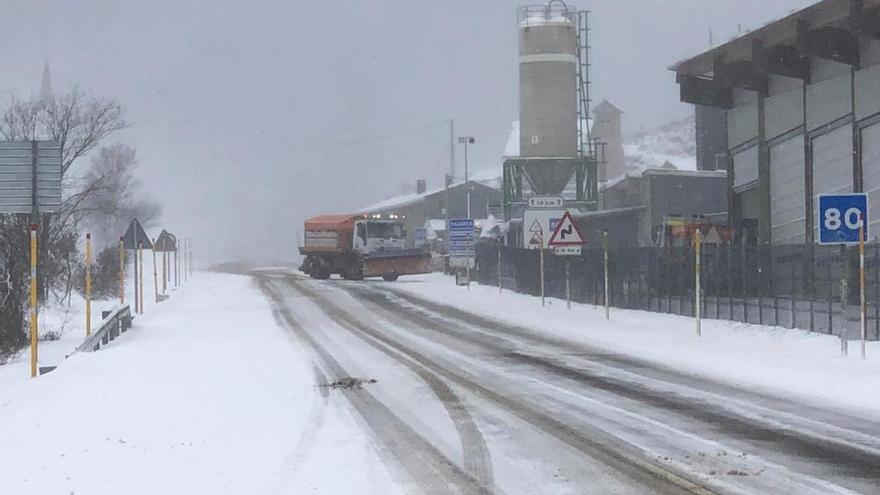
xmin=581 ymin=168 xmax=729 ymax=247
xmin=675 ymin=0 xmax=880 ymax=245
xmin=358 ymin=179 xmax=503 ymax=251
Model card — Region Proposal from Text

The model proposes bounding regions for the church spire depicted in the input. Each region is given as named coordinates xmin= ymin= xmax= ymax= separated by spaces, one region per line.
xmin=39 ymin=59 xmax=53 ymax=104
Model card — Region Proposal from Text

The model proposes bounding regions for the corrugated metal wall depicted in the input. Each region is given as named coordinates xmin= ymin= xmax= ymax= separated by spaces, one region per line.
xmin=861 ymin=123 xmax=880 ymax=236
xmin=769 ymin=135 xmax=806 ymax=244
xmin=811 ymin=124 xmax=853 ymax=240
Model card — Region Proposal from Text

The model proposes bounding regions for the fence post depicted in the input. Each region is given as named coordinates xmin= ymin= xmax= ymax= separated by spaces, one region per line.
xmin=603 ymin=230 xmax=609 ymax=320
xmin=790 ymin=249 xmax=796 ymax=329
xmin=695 ymin=230 xmax=702 ymax=336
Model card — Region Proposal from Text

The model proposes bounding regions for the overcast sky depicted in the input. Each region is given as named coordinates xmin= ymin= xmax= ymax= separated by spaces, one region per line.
xmin=0 ymin=0 xmax=814 ymax=262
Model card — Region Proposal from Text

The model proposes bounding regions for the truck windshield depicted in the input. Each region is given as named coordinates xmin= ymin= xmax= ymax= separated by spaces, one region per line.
xmin=367 ymin=222 xmax=404 ymax=239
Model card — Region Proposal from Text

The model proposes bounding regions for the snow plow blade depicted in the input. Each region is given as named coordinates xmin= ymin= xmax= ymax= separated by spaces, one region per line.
xmin=362 ymin=251 xmax=432 ymax=278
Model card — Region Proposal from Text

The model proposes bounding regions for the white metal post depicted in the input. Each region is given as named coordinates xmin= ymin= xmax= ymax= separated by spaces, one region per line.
xmin=603 ymin=230 xmax=609 ymax=320
xmin=566 ymin=258 xmax=571 ymax=310
xmin=498 ymin=248 xmax=502 ymax=294
xmin=860 ymin=219 xmax=867 ymax=359
xmin=540 ymin=240 xmax=545 ymax=307
xmin=695 ymin=229 xmax=702 ymax=337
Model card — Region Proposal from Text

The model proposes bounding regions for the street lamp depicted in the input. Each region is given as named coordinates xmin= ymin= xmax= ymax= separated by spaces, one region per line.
xmin=457 ymin=136 xmax=475 ymax=218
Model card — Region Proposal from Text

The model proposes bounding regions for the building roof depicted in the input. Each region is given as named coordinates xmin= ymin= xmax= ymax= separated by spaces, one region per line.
xmin=672 ymin=0 xmax=878 ymax=77
xmin=358 ymin=179 xmax=500 ymax=214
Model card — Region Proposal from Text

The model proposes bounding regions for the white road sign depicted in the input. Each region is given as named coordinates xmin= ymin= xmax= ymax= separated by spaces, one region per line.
xmin=554 ymin=246 xmax=582 ymax=256
xmin=528 ymin=196 xmax=564 ymax=208
xmin=523 ymin=209 xmax=564 ymax=250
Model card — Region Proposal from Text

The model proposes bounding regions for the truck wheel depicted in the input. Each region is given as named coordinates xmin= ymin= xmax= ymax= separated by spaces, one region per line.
xmin=382 ymin=274 xmax=399 ymax=282
xmin=343 ymin=267 xmax=363 ymax=281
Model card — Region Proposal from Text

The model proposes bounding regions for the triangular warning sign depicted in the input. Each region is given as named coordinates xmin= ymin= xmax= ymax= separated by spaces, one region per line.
xmin=548 ymin=211 xmax=585 ymax=246
xmin=121 ymin=219 xmax=154 ymax=250
xmin=528 ymin=232 xmax=543 ymax=246
xmin=528 ymin=219 xmax=543 ymax=233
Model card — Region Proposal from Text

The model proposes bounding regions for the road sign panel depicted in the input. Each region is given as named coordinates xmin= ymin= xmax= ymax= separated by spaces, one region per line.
xmin=527 ymin=196 xmax=564 ymax=208
xmin=448 ymin=218 xmax=475 ymax=257
xmin=523 ymin=209 xmax=564 ymax=249
xmin=548 ymin=211 xmax=585 ymax=246
xmin=0 ymin=141 xmax=62 ymax=214
xmin=818 ymin=194 xmax=868 ymax=245
xmin=122 ymin=219 xmax=154 ymax=250
xmin=554 ymin=246 xmax=582 ymax=256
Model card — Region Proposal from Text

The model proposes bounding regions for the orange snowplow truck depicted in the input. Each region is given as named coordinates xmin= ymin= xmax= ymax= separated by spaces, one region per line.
xmin=298 ymin=214 xmax=432 ymax=281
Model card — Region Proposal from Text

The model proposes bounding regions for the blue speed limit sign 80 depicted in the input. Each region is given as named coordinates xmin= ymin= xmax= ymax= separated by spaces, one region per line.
xmin=818 ymin=193 xmax=868 ymax=244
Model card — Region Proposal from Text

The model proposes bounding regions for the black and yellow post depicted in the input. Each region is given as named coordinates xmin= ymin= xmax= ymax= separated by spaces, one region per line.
xmin=152 ymin=238 xmax=159 ymax=303
xmin=119 ymin=237 xmax=125 ymax=305
xmin=85 ymin=233 xmax=92 ymax=337
xmin=29 ymin=224 xmax=38 ymax=378
xmin=138 ymin=242 xmax=144 ymax=314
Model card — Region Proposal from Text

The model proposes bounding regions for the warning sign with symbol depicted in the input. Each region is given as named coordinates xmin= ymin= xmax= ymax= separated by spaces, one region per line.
xmin=548 ymin=211 xmax=585 ymax=247
xmin=528 ymin=219 xmax=543 ymax=234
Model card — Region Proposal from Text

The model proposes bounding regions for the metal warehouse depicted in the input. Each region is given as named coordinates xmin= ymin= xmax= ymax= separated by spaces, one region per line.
xmin=674 ymin=0 xmax=880 ymax=245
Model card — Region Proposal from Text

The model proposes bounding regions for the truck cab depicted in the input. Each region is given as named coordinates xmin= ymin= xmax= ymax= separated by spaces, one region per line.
xmin=353 ymin=219 xmax=407 ymax=254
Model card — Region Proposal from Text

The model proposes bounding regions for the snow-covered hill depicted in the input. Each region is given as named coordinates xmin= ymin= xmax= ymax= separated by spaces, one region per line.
xmin=623 ymin=115 xmax=696 ymax=173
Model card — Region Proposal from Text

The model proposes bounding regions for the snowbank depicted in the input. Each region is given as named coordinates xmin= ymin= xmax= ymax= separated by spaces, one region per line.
xmin=393 ymin=273 xmax=880 ymax=416
xmin=0 ymin=272 xmax=398 ymax=495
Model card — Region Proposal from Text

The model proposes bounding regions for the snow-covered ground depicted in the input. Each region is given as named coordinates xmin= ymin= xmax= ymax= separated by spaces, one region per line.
xmin=0 ymin=272 xmax=399 ymax=495
xmin=392 ymin=273 xmax=880 ymax=417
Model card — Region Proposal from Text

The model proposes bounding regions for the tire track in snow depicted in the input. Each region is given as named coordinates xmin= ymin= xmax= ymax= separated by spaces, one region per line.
xmin=266 ymin=303 xmax=331 ymax=494
xmin=353 ymin=283 xmax=880 ymax=493
xmin=257 ymin=276 xmax=493 ymax=495
xmin=287 ymin=274 xmax=718 ymax=495
xmin=287 ymin=278 xmax=497 ymax=491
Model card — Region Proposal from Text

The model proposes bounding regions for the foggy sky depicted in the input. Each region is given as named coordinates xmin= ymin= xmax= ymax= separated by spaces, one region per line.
xmin=0 ymin=0 xmax=814 ymax=263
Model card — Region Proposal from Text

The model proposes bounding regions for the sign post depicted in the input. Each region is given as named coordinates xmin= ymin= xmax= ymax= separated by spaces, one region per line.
xmin=448 ymin=219 xmax=475 ymax=287
xmin=819 ymin=194 xmax=869 ymax=357
xmin=860 ymin=219 xmax=867 ymax=360
xmin=548 ymin=211 xmax=586 ymax=311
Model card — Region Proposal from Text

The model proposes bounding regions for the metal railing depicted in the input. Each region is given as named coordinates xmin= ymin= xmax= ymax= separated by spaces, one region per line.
xmin=76 ymin=305 xmax=133 ymax=352
xmin=518 ymin=2 xmax=576 ymax=26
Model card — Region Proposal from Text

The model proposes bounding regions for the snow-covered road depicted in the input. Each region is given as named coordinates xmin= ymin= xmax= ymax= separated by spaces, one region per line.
xmin=5 ymin=269 xmax=880 ymax=494
xmin=256 ymin=270 xmax=880 ymax=495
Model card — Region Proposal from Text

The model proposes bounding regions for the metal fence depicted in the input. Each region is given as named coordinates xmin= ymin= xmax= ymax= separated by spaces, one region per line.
xmin=76 ymin=305 xmax=133 ymax=352
xmin=475 ymin=242 xmax=880 ymax=340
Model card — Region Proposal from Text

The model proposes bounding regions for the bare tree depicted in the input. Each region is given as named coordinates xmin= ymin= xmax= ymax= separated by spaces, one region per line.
xmin=78 ymin=144 xmax=163 ymax=247
xmin=0 ymin=86 xmax=129 ymax=354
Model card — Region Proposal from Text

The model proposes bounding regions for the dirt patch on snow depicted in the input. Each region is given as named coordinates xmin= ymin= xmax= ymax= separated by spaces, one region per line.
xmin=319 ymin=377 xmax=377 ymax=391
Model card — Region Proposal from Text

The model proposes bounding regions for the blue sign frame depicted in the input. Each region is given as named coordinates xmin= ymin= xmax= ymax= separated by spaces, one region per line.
xmin=448 ymin=218 xmax=475 ymax=257
xmin=818 ymin=193 xmax=869 ymax=245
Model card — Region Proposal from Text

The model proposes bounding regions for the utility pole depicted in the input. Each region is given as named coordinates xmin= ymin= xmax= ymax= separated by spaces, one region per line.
xmin=458 ymin=136 xmax=475 ymax=218
xmin=449 ymin=119 xmax=455 ymax=179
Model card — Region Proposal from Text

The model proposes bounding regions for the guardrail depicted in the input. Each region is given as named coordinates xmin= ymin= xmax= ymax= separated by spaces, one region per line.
xmin=76 ymin=305 xmax=134 ymax=353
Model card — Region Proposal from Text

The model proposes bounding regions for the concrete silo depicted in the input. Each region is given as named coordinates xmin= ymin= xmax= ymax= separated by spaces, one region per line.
xmin=518 ymin=2 xmax=578 ymax=159
xmin=503 ymin=1 xmax=599 ymax=227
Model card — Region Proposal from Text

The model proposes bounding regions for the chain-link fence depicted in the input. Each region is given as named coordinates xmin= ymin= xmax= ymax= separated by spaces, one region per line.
xmin=474 ymin=242 xmax=880 ymax=340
